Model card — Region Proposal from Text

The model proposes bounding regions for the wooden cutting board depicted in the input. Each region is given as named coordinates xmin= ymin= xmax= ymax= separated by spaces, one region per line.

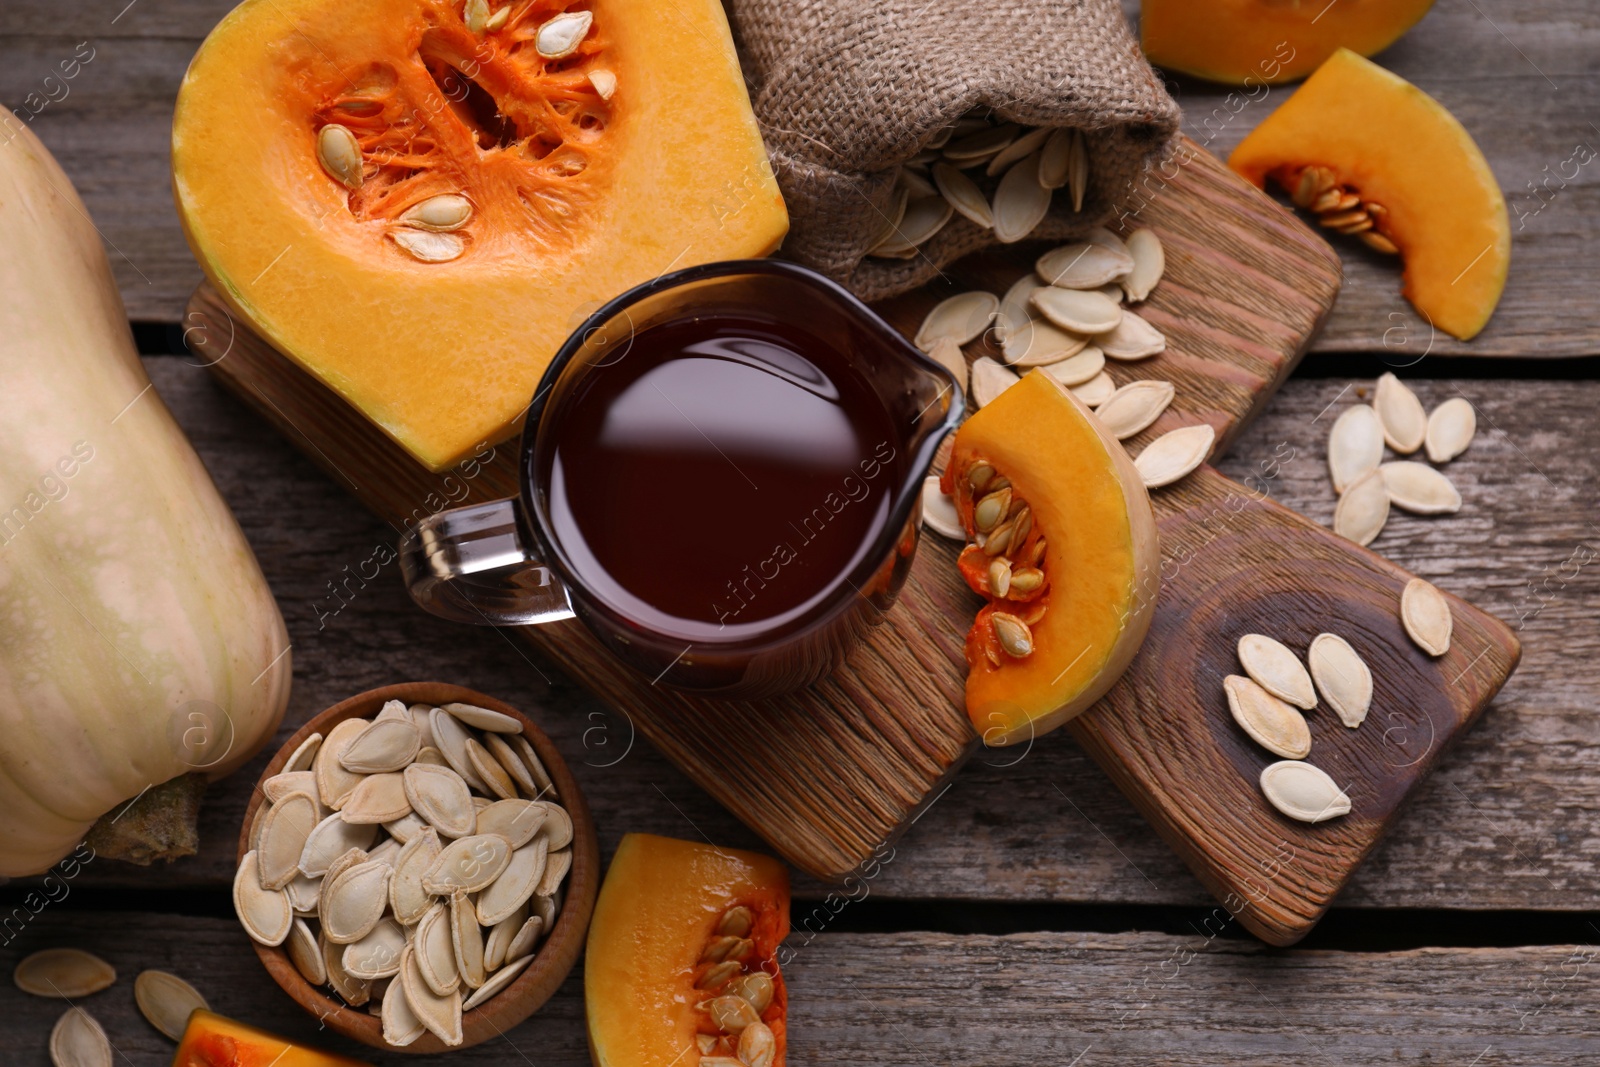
xmin=189 ymin=136 xmax=1518 ymax=945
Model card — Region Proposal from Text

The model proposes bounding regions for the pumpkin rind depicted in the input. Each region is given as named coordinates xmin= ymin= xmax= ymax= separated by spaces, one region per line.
xmin=945 ymin=370 xmax=1159 ymax=746
xmin=0 ymin=123 xmax=290 ymax=877
xmin=1229 ymin=49 xmax=1510 ymax=341
xmin=172 ymin=0 xmax=789 ymax=472
xmin=586 ymin=833 xmax=789 ymax=1067
xmin=1142 ymin=0 xmax=1435 ymax=86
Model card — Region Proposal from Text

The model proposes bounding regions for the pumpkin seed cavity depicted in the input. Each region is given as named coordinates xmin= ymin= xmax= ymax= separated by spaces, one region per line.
xmin=233 ymin=702 xmax=576 ymax=1044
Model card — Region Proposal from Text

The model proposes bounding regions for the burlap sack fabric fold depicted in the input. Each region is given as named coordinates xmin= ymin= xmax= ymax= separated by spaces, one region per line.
xmin=727 ymin=0 xmax=1181 ymax=302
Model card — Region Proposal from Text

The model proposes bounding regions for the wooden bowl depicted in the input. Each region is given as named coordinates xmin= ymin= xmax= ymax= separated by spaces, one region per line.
xmin=236 ymin=682 xmax=599 ymax=1054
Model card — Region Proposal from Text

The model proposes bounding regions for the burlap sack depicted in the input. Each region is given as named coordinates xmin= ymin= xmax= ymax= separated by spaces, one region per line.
xmin=727 ymin=0 xmax=1181 ymax=302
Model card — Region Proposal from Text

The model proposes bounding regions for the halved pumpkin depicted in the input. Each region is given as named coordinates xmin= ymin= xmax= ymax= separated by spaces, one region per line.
xmin=586 ymin=833 xmax=788 ymax=1067
xmin=173 ymin=0 xmax=788 ymax=471
xmin=173 ymin=1010 xmax=370 ymax=1066
xmin=1142 ymin=0 xmax=1435 ymax=85
xmin=942 ymin=370 xmax=1159 ymax=746
xmin=1230 ymin=49 xmax=1509 ymax=341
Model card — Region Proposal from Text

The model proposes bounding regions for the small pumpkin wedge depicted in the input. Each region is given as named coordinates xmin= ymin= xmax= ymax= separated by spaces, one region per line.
xmin=173 ymin=1010 xmax=371 ymax=1065
xmin=941 ymin=370 xmax=1159 ymax=746
xmin=586 ymin=834 xmax=788 ymax=1067
xmin=1142 ymin=0 xmax=1434 ymax=86
xmin=173 ymin=0 xmax=788 ymax=471
xmin=1230 ymin=49 xmax=1510 ymax=341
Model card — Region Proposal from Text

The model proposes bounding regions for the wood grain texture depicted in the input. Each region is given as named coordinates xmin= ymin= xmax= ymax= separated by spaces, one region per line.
xmin=4 ymin=912 xmax=1600 ymax=1065
xmin=1 ymin=1 xmax=1595 ymax=353
xmin=184 ymin=135 xmax=1347 ymax=903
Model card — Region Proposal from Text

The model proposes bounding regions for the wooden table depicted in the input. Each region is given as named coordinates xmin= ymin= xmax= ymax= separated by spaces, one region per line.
xmin=4 ymin=2 xmax=1599 ymax=1063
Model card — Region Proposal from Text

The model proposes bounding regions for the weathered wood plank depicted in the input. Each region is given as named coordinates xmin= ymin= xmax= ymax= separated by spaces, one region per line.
xmin=2 ymin=2 xmax=1596 ymax=352
xmin=43 ymin=362 xmax=1596 ymax=916
xmin=2 ymin=912 xmax=1597 ymax=1064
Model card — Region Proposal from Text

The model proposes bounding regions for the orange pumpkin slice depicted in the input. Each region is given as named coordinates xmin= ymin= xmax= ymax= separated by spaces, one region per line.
xmin=1142 ymin=0 xmax=1435 ymax=86
xmin=172 ymin=0 xmax=788 ymax=471
xmin=942 ymin=370 xmax=1159 ymax=746
xmin=173 ymin=1010 xmax=370 ymax=1065
xmin=1230 ymin=49 xmax=1510 ymax=341
xmin=586 ymin=833 xmax=788 ymax=1067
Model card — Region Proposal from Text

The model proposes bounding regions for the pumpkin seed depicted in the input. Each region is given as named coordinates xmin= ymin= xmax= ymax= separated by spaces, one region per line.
xmin=988 ymin=558 xmax=1012 ymax=597
xmin=1361 ymin=230 xmax=1400 ymax=254
xmin=1328 ymin=404 xmax=1384 ymax=494
xmin=536 ymin=846 xmax=572 ymax=897
xmin=708 ymin=994 xmax=762 ymax=1033
xmin=1095 ymin=309 xmax=1166 ymax=360
xmin=991 ymin=612 xmax=1033 ymax=657
xmin=1260 ymin=760 xmax=1351 ymax=823
xmin=322 ymin=846 xmax=369 ymax=895
xmin=322 ymin=928 xmax=371 ymax=1007
xmin=476 ymin=837 xmax=547 ymax=926
xmin=1401 ymin=577 xmax=1452 ymax=657
xmin=341 ymin=718 xmax=422 ymax=773
xmin=50 ymin=1007 xmax=110 ymax=1067
xmin=1095 ymin=281 xmax=1125 ymax=303
xmin=415 ymin=746 xmax=449 ymax=767
xmin=532 ymin=890 xmax=560 ymax=934
xmin=429 ymin=708 xmax=491 ymax=792
xmin=587 ymin=68 xmax=617 ymax=100
xmin=900 ymin=166 xmax=937 ymax=200
xmin=340 ymin=772 xmax=412 ymax=824
xmin=381 ymin=963 xmax=426 ymax=1047
xmin=300 ymin=810 xmax=379 ymax=876
xmin=943 ymin=123 xmax=1019 ymax=163
xmin=916 ymin=291 xmax=999 ymax=350
xmin=1002 ymin=318 xmax=1088 ymax=367
xmin=727 ymin=971 xmax=773 ymax=1012
xmin=1067 ymin=130 xmax=1089 ymax=212
xmin=484 ymin=903 xmax=528 ymax=971
xmin=1041 ymin=345 xmax=1105 ymax=387
xmin=1134 ymin=424 xmax=1215 ymax=488
xmin=991 ymin=153 xmax=1050 ymax=243
xmin=465 ymin=737 xmax=518 ymax=800
xmin=931 ymin=163 xmax=994 ymax=229
xmin=322 ymin=859 xmax=393 ymax=944
xmin=316 ymin=124 xmax=363 ymax=190
xmin=1237 ymin=633 xmax=1317 ymax=710
xmin=282 ymin=731 xmax=323 ymax=774
xmin=984 ymin=125 xmax=1052 ymax=177
xmin=1374 ymin=373 xmax=1426 ymax=454
xmin=402 ymin=762 xmax=477 ymax=838
xmin=874 ymin=196 xmax=953 ymax=255
xmin=376 ymin=699 xmax=409 ymax=722
xmin=402 ymin=940 xmax=464 ymax=1046
xmin=424 ymin=833 xmax=513 ymax=893
xmin=258 ymin=790 xmax=319 ymax=889
xmin=1095 ymin=379 xmax=1175 ymax=440
xmin=974 ymin=488 xmax=1011 ymax=532
xmin=483 ymin=732 xmax=540 ymax=797
xmin=1036 ymin=243 xmax=1133 ymax=289
xmin=463 ymin=0 xmax=490 ymax=33
xmin=287 ymin=918 xmax=326 ymax=985
xmin=738 ymin=1020 xmax=777 ymax=1067
xmin=1071 ymin=371 xmax=1116 ymax=408
xmin=866 ymin=185 xmax=911 ymax=255
xmin=451 ymin=891 xmax=487 ymax=989
xmin=535 ymin=11 xmax=593 ymax=58
xmin=506 ymin=915 xmax=544 ymax=962
xmin=14 ymin=950 xmax=116 ymax=999
xmin=369 ymin=837 xmax=402 ymax=868
xmin=390 ymin=827 xmax=441 ymax=924
xmin=443 ymin=701 xmax=521 ymax=733
xmin=718 ymin=905 xmax=754 ymax=938
xmin=415 ymin=902 xmax=461 ymax=996
xmin=134 ymin=970 xmax=209 ymax=1040
xmin=1332 ymin=468 xmax=1389 ymax=546
xmin=234 ymin=851 xmax=292 ymax=947
xmin=345 ymin=918 xmax=407 ymax=980
xmin=1121 ymin=229 xmax=1165 ymax=302
xmin=920 ymin=476 xmax=963 ymax=539
xmin=285 ymin=870 xmax=322 ymax=914
xmin=1224 ymin=675 xmax=1311 ymax=759
xmin=508 ymin=733 xmax=559 ymax=800
xmin=461 ymin=955 xmax=533 ymax=1012
xmin=262 ymin=770 xmax=319 ymax=806
xmin=475 ymin=798 xmax=548 ymax=848
xmin=315 ymin=717 xmax=370 ymax=809
xmin=924 ymin=336 xmax=968 ymax=394
xmin=1380 ymin=461 xmax=1461 ymax=514
xmin=1308 ymin=633 xmax=1372 ymax=728
xmin=1038 ymin=127 xmax=1072 ymax=189
xmin=994 ymin=273 xmax=1041 ymax=343
xmin=1425 ymin=396 xmax=1476 ymax=463
xmin=391 ymin=229 xmax=465 ymax=263
xmin=383 ymin=811 xmax=428 ymax=844
xmin=970 ymin=357 xmax=1019 ymax=408
xmin=485 ymin=4 xmax=511 ymax=31
xmin=1031 ymin=287 xmax=1122 ymax=334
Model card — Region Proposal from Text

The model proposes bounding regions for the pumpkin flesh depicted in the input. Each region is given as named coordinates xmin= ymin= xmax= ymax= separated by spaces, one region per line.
xmin=943 ymin=371 xmax=1159 ymax=746
xmin=173 ymin=0 xmax=789 ymax=471
xmin=174 ymin=1010 xmax=371 ymax=1066
xmin=1230 ymin=48 xmax=1510 ymax=341
xmin=586 ymin=833 xmax=788 ymax=1067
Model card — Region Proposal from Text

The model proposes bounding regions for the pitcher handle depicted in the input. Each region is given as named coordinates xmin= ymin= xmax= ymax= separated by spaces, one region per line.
xmin=398 ymin=498 xmax=575 ymax=626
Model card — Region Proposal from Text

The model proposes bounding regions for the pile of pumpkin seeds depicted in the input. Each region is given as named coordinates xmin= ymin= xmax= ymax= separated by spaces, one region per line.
xmin=691 ymin=904 xmax=779 ymax=1067
xmin=1328 ymin=374 xmax=1474 ymax=546
xmin=870 ymin=111 xmax=1092 ymax=259
xmin=15 ymin=948 xmax=210 ymax=1066
xmin=233 ymin=700 xmax=573 ymax=1048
